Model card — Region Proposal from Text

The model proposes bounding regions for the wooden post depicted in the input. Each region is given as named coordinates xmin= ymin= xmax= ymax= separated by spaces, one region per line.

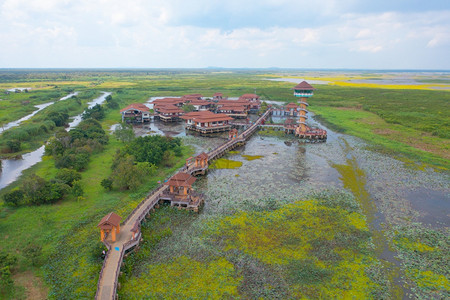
xmin=170 ymin=185 xmax=174 ymax=193
xmin=111 ymin=228 xmax=116 ymax=242
xmin=101 ymin=229 xmax=105 ymax=241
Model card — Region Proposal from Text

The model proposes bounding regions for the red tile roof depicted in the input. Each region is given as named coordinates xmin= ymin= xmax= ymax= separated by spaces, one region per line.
xmin=239 ymin=94 xmax=259 ymax=100
xmin=292 ymin=81 xmax=316 ymax=90
xmin=285 ymin=102 xmax=299 ymax=109
xmin=219 ymin=104 xmax=246 ymax=112
xmin=152 ymin=98 xmax=184 ymax=105
xmin=165 ymin=172 xmax=197 ymax=187
xmin=196 ymin=152 xmax=208 ymax=160
xmin=158 ymin=105 xmax=183 ymax=114
xmin=180 ymin=111 xmax=232 ymax=122
xmin=120 ymin=103 xmax=150 ymax=113
xmin=97 ymin=212 xmax=121 ymax=228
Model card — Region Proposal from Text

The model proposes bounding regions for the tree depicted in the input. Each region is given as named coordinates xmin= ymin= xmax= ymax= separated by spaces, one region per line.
xmin=22 ymin=175 xmax=68 ymax=205
xmin=114 ymin=123 xmax=135 ymax=143
xmin=82 ymin=104 xmax=105 ymax=120
xmin=6 ymin=140 xmax=21 ymax=152
xmin=3 ymin=189 xmax=24 ymax=207
xmin=56 ymin=168 xmax=81 ymax=186
xmin=182 ymin=104 xmax=195 ymax=112
xmin=105 ymin=95 xmax=119 ymax=109
xmin=71 ymin=180 xmax=84 ymax=197
xmin=101 ymin=178 xmax=113 ymax=190
xmin=110 ymin=154 xmax=155 ymax=190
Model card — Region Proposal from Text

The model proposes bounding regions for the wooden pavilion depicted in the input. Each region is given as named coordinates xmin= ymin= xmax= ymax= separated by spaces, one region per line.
xmin=98 ymin=212 xmax=121 ymax=242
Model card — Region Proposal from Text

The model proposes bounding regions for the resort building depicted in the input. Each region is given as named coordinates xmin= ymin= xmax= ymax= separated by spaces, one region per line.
xmin=152 ymin=97 xmax=185 ymax=108
xmin=120 ymin=103 xmax=151 ymax=123
xmin=187 ymin=99 xmax=212 ymax=111
xmin=239 ymin=93 xmax=260 ymax=101
xmin=217 ymin=103 xmax=248 ymax=118
xmin=157 ymin=105 xmax=184 ymax=122
xmin=181 ymin=111 xmax=232 ymax=134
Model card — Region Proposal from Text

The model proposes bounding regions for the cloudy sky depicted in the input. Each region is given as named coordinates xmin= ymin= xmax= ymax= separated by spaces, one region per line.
xmin=1 ymin=0 xmax=449 ymax=69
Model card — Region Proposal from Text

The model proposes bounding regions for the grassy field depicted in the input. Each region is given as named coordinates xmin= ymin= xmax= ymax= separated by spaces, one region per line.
xmin=308 ymin=85 xmax=450 ymax=169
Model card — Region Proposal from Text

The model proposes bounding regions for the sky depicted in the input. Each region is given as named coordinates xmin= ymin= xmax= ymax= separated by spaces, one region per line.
xmin=0 ymin=0 xmax=449 ymax=69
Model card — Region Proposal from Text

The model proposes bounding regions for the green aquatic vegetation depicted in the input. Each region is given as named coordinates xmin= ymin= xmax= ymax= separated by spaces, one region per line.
xmin=389 ymin=224 xmax=450 ymax=299
xmin=228 ymin=150 xmax=240 ymax=154
xmin=205 ymin=199 xmax=387 ymax=298
xmin=209 ymin=158 xmax=243 ymax=169
xmin=120 ymin=257 xmax=240 ymax=299
xmin=241 ymin=154 xmax=264 ymax=161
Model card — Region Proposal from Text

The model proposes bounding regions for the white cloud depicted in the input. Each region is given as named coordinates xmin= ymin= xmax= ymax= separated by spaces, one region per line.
xmin=0 ymin=1 xmax=449 ymax=68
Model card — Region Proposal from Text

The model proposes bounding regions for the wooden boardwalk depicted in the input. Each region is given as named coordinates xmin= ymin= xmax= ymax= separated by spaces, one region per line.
xmin=95 ymin=110 xmax=272 ymax=300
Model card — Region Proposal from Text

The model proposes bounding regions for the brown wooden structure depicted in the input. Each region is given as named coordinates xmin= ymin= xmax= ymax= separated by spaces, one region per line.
xmin=120 ymin=103 xmax=151 ymax=123
xmin=181 ymin=111 xmax=232 ymax=134
xmin=98 ymin=212 xmax=121 ymax=242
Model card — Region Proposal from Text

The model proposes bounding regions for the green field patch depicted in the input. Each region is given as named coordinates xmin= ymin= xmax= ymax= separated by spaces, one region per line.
xmin=210 ymin=158 xmax=243 ymax=169
xmin=241 ymin=154 xmax=264 ymax=161
xmin=120 ymin=257 xmax=240 ymax=299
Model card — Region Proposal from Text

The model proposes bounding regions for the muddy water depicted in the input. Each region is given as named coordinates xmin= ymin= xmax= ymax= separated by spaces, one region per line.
xmin=0 ymin=92 xmax=110 ymax=190
xmin=0 ymin=92 xmax=78 ymax=134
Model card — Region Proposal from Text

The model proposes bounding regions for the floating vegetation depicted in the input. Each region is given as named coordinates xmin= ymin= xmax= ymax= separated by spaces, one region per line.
xmin=120 ymin=257 xmax=240 ymax=299
xmin=228 ymin=150 xmax=240 ymax=154
xmin=204 ymin=197 xmax=389 ymax=298
xmin=209 ymin=158 xmax=243 ymax=169
xmin=388 ymin=223 xmax=450 ymax=299
xmin=241 ymin=154 xmax=264 ymax=161
xmin=235 ymin=174 xmax=240 ymax=177
xmin=273 ymin=152 xmax=278 ymax=155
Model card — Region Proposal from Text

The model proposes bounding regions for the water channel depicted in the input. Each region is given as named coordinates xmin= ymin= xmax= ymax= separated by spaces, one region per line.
xmin=0 ymin=92 xmax=78 ymax=134
xmin=0 ymin=92 xmax=111 ymax=190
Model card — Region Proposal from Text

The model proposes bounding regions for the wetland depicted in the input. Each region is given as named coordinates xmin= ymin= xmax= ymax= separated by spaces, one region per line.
xmin=0 ymin=70 xmax=448 ymax=299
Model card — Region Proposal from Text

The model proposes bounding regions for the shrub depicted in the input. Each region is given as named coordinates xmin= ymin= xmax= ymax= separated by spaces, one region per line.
xmin=2 ymin=189 xmax=24 ymax=206
xmin=101 ymin=178 xmax=113 ymax=190
xmin=6 ymin=140 xmax=21 ymax=152
xmin=56 ymin=168 xmax=82 ymax=186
